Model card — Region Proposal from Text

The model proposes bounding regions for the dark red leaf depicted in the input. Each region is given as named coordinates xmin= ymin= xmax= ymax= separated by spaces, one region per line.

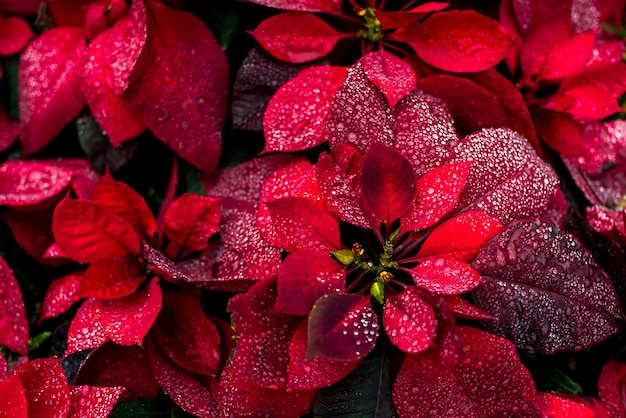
xmin=99 ymin=278 xmax=162 ymax=346
xmin=598 ymin=358 xmax=626 ymax=417
xmin=287 ymin=319 xmax=359 ymax=391
xmin=361 ymin=50 xmax=416 ymax=108
xmin=0 ymin=104 xmax=18 ymax=153
xmin=2 ymin=209 xmax=56 ymax=263
xmin=140 ymin=241 xmax=192 ymax=285
xmin=419 ymin=291 xmax=462 ymax=366
xmin=392 ymin=327 xmax=543 ymax=417
xmin=0 ymin=256 xmax=28 ymax=355
xmin=68 ymin=385 xmax=124 ymax=418
xmin=263 ymin=66 xmax=346 ymax=152
xmin=472 ymin=219 xmax=624 ymax=354
xmin=53 ymin=196 xmax=141 ymax=263
xmin=146 ymin=335 xmax=219 ymax=417
xmin=417 ymin=211 xmax=504 ymax=262
xmin=19 ymin=27 xmax=86 ymax=155
xmin=40 ymin=271 xmax=83 ymax=323
xmin=250 ymin=12 xmax=347 ymax=63
xmin=89 ymin=171 xmax=156 ymax=240
xmin=360 ymin=142 xmax=416 ymax=225
xmin=78 ymin=258 xmax=145 ymax=299
xmin=0 ymin=374 xmax=27 ymax=417
xmin=383 ymin=288 xmax=437 ymax=353
xmin=84 ymin=0 xmax=128 ymax=41
xmin=75 ymin=343 xmax=160 ymax=402
xmin=122 ymin=1 xmax=229 ymax=174
xmin=402 ymin=161 xmax=471 ymax=232
xmin=533 ymin=108 xmax=585 ymax=156
xmin=402 ymin=11 xmax=513 ymax=72
xmin=307 ymin=293 xmax=378 ymax=361
xmin=81 ymin=1 xmax=147 ymax=146
xmin=152 ymin=293 xmax=221 ymax=375
xmin=406 ymin=257 xmax=482 ymax=295
xmin=441 ymin=295 xmax=495 ymax=320
xmin=266 ymin=197 xmax=340 ymax=253
xmin=275 ymin=249 xmax=345 ymax=315
xmin=240 ymin=0 xmax=341 ymax=12
xmin=12 ymin=358 xmax=71 ymax=418
xmin=374 ymin=2 xmax=448 ymax=29
xmin=164 ymin=193 xmax=220 ymax=259
xmin=0 ymin=16 xmax=33 ymax=55
xmin=66 ymin=298 xmax=108 ymax=356
xmin=0 ymin=0 xmax=40 ymax=14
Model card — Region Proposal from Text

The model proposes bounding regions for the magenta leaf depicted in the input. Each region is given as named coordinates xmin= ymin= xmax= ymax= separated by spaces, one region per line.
xmin=19 ymin=27 xmax=86 ymax=155
xmin=361 ymin=50 xmax=416 ymax=108
xmin=266 ymin=197 xmax=340 ymax=253
xmin=122 ymin=1 xmax=229 ymax=174
xmin=146 ymin=335 xmax=219 ymax=417
xmin=0 ymin=256 xmax=28 ymax=355
xmin=240 ymin=0 xmax=341 ymax=12
xmin=40 ymin=271 xmax=83 ymax=322
xmin=598 ymin=359 xmax=626 ymax=418
xmin=406 ymin=257 xmax=482 ymax=295
xmin=68 ymin=385 xmax=124 ymax=418
xmin=152 ymin=293 xmax=221 ymax=376
xmin=360 ymin=142 xmax=416 ymax=225
xmin=250 ymin=12 xmax=347 ymax=63
xmin=78 ymin=258 xmax=145 ymax=300
xmin=75 ymin=343 xmax=160 ymax=402
xmin=81 ymin=0 xmax=147 ymax=146
xmin=275 ymin=249 xmax=345 ymax=315
xmin=401 ymin=11 xmax=513 ymax=72
xmin=471 ymin=219 xmax=624 ymax=354
xmin=11 ymin=358 xmax=71 ymax=418
xmin=263 ymin=66 xmax=347 ymax=152
xmin=307 ymin=293 xmax=378 ymax=361
xmin=99 ymin=278 xmax=162 ymax=346
xmin=392 ymin=327 xmax=543 ymax=417
xmin=52 ymin=196 xmax=141 ymax=264
xmin=0 ymin=16 xmax=33 ymax=55
xmin=383 ymin=288 xmax=437 ymax=354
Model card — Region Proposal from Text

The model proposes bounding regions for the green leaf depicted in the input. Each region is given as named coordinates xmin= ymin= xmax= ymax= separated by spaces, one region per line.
xmin=181 ymin=160 xmax=206 ymax=195
xmin=28 ymin=331 xmax=51 ymax=352
xmin=370 ymin=281 xmax=385 ymax=304
xmin=313 ymin=355 xmax=397 ymax=417
xmin=109 ymin=399 xmax=170 ymax=418
xmin=331 ymin=249 xmax=354 ymax=266
xmin=533 ymin=366 xmax=584 ymax=396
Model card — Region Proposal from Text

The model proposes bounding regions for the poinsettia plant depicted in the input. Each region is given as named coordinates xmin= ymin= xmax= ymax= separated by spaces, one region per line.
xmin=0 ymin=0 xmax=625 ymax=416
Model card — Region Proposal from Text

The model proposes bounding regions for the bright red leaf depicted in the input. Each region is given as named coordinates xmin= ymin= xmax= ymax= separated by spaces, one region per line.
xmin=407 ymin=257 xmax=482 ymax=295
xmin=19 ymin=27 xmax=86 ymax=155
xmin=543 ymin=393 xmax=594 ymax=418
xmin=249 ymin=12 xmax=348 ymax=63
xmin=40 ymin=271 xmax=83 ymax=322
xmin=0 ymin=374 xmax=27 ymax=417
xmin=122 ymin=1 xmax=229 ymax=174
xmin=0 ymin=15 xmax=33 ymax=55
xmin=66 ymin=298 xmax=108 ymax=356
xmin=374 ymin=2 xmax=448 ymax=29
xmin=68 ymin=385 xmax=124 ymax=418
xmin=383 ymin=288 xmax=437 ymax=354
xmin=240 ymin=0 xmax=341 ymax=12
xmin=11 ymin=358 xmax=71 ymax=418
xmin=78 ymin=258 xmax=145 ymax=299
xmin=0 ymin=256 xmax=28 ymax=355
xmin=53 ymin=196 xmax=141 ymax=264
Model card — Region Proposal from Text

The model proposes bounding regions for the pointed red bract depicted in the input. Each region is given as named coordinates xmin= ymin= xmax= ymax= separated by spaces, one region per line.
xmin=0 ymin=16 xmax=33 ymax=55
xmin=374 ymin=3 xmax=448 ymax=29
xmin=241 ymin=0 xmax=341 ymax=12
xmin=0 ymin=257 xmax=28 ymax=355
xmin=543 ymin=393 xmax=594 ymax=418
xmin=407 ymin=257 xmax=482 ymax=295
xmin=250 ymin=12 xmax=347 ymax=63
xmin=384 ymin=288 xmax=437 ymax=354
xmin=68 ymin=385 xmax=124 ymax=418
xmin=362 ymin=51 xmax=416 ymax=108
xmin=40 ymin=271 xmax=83 ymax=322
xmin=53 ymin=196 xmax=141 ymax=263
xmin=598 ymin=358 xmax=626 ymax=417
xmin=19 ymin=27 xmax=86 ymax=155
xmin=266 ymin=197 xmax=340 ymax=253
xmin=360 ymin=142 xmax=416 ymax=225
xmin=275 ymin=249 xmax=345 ymax=315
xmin=99 ymin=278 xmax=162 ymax=346
xmin=81 ymin=0 xmax=146 ymax=146
xmin=66 ymin=298 xmax=108 ymax=356
xmin=12 ymin=358 xmax=71 ymax=418
xmin=84 ymin=0 xmax=128 ymax=41
xmin=0 ymin=374 xmax=27 ymax=417
xmin=392 ymin=327 xmax=543 ymax=417
xmin=122 ymin=1 xmax=229 ymax=174
xmin=263 ymin=66 xmax=347 ymax=153
xmin=401 ymin=11 xmax=513 ymax=72
xmin=89 ymin=171 xmax=156 ymax=240
xmin=78 ymin=258 xmax=145 ymax=299
xmin=307 ymin=293 xmax=378 ymax=361
xmin=152 ymin=293 xmax=221 ymax=376
xmin=164 ymin=193 xmax=220 ymax=259
xmin=472 ymin=219 xmax=624 ymax=354
xmin=441 ymin=295 xmax=494 ymax=320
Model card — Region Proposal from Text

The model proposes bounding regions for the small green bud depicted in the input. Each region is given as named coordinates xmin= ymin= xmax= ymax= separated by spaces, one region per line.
xmin=370 ymin=281 xmax=385 ymax=304
xmin=331 ymin=249 xmax=355 ymax=265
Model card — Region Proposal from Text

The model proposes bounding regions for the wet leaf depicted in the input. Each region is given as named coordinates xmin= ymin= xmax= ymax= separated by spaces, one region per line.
xmin=19 ymin=27 xmax=86 ymax=155
xmin=0 ymin=256 xmax=28 ymax=355
xmin=597 ymin=358 xmax=626 ymax=418
xmin=392 ymin=327 xmax=543 ymax=417
xmin=66 ymin=298 xmax=109 ymax=356
xmin=53 ymin=196 xmax=141 ymax=264
xmin=313 ymin=354 xmax=396 ymax=417
xmin=40 ymin=271 xmax=83 ymax=322
xmin=68 ymin=385 xmax=125 ymax=418
xmin=263 ymin=66 xmax=346 ymax=152
xmin=406 ymin=257 xmax=482 ymax=295
xmin=362 ymin=50 xmax=415 ymax=109
xmin=542 ymin=393 xmax=594 ymax=418
xmin=471 ymin=219 xmax=624 ymax=354
xmin=12 ymin=358 xmax=71 ymax=418
xmin=374 ymin=2 xmax=448 ymax=29
xmin=249 ymin=12 xmax=347 ymax=63
xmin=240 ymin=0 xmax=341 ymax=12
xmin=307 ymin=293 xmax=378 ymax=361
xmin=78 ymin=258 xmax=145 ymax=300
xmin=0 ymin=373 xmax=27 ymax=417
xmin=383 ymin=288 xmax=437 ymax=354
